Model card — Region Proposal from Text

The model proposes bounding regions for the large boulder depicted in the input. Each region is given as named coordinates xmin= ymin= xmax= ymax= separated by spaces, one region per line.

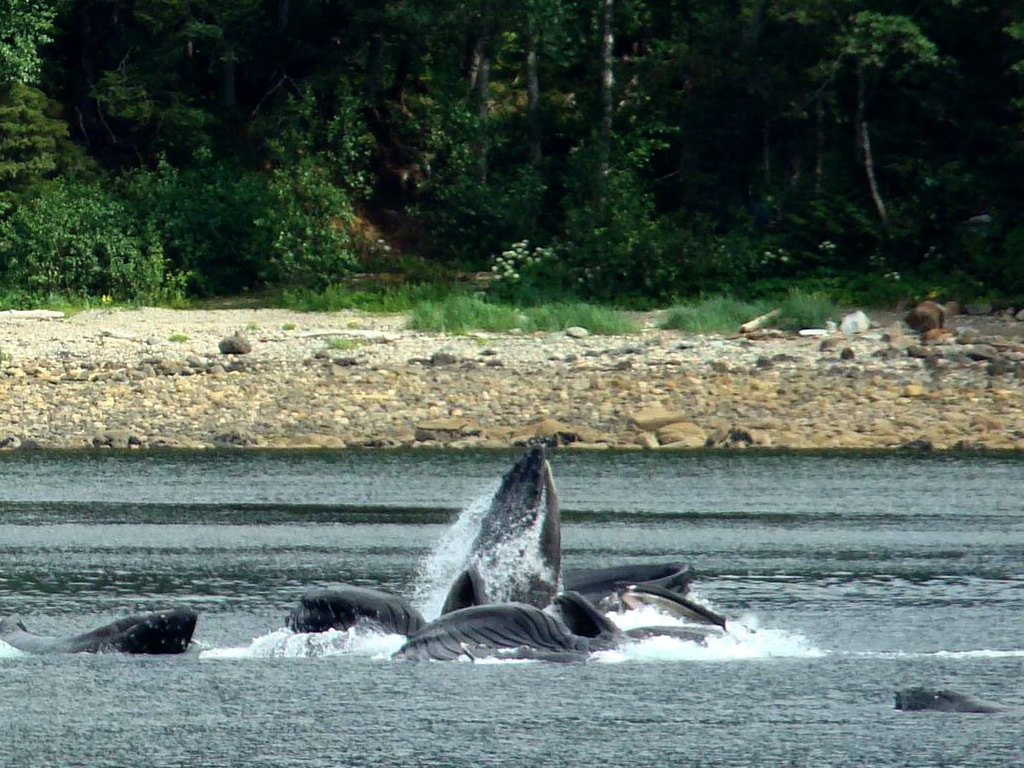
xmin=628 ymin=406 xmax=690 ymax=432
xmin=905 ymin=301 xmax=945 ymax=333
xmin=510 ymin=416 xmax=598 ymax=446
xmin=414 ymin=418 xmax=481 ymax=443
xmin=219 ymin=332 xmax=252 ymax=355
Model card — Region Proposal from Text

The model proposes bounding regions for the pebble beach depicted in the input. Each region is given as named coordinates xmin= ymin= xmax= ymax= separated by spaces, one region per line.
xmin=0 ymin=306 xmax=1022 ymax=452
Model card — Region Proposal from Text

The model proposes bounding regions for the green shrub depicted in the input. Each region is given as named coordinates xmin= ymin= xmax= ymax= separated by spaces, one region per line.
xmin=0 ymin=83 xmax=92 ymax=213
xmin=121 ymin=158 xmax=272 ymax=296
xmin=408 ymin=296 xmax=524 ymax=334
xmin=486 ymin=240 xmax=578 ymax=304
xmin=523 ymin=302 xmax=639 ymax=334
xmin=0 ymin=179 xmax=185 ymax=303
xmin=257 ymin=160 xmax=360 ymax=289
xmin=408 ymin=296 xmax=638 ymax=334
xmin=659 ymin=296 xmax=769 ymax=334
xmin=777 ymin=288 xmax=839 ymax=330
xmin=279 ymin=281 xmax=460 ymax=313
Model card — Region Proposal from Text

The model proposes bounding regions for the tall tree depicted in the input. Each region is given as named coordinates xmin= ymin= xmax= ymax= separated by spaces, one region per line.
xmin=0 ymin=0 xmax=54 ymax=87
xmin=595 ymin=0 xmax=615 ymax=208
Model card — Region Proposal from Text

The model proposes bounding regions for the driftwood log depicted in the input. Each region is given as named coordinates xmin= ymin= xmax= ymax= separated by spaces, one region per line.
xmin=739 ymin=308 xmax=780 ymax=334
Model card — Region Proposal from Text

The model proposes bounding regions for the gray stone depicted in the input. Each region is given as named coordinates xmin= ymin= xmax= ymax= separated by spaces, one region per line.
xmin=956 ymin=327 xmax=980 ymax=344
xmin=963 ymin=344 xmax=999 ymax=361
xmin=429 ymin=351 xmax=459 ymax=366
xmin=212 ymin=431 xmax=256 ymax=447
xmin=565 ymin=326 xmax=590 ymax=339
xmin=219 ymin=332 xmax=252 ymax=355
xmin=987 ymin=357 xmax=1013 ymax=376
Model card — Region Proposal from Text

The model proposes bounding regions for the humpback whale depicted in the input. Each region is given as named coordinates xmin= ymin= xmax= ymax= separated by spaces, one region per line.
xmin=282 ymin=447 xmax=729 ymax=661
xmin=394 ymin=602 xmax=601 ymax=662
xmin=442 ymin=445 xmax=560 ymax=612
xmin=619 ymin=583 xmax=727 ymax=628
xmin=894 ymin=688 xmax=1015 ymax=713
xmin=286 ymin=586 xmax=425 ymax=635
xmin=563 ymin=562 xmax=697 ymax=609
xmin=0 ymin=609 xmax=197 ymax=654
xmin=412 ymin=447 xmax=731 ymax=659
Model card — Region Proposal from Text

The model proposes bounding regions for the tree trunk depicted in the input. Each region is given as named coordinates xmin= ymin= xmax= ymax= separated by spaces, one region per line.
xmin=855 ymin=63 xmax=888 ymax=226
xmin=525 ymin=20 xmax=542 ymax=168
xmin=475 ymin=1 xmax=495 ymax=183
xmin=219 ymin=49 xmax=236 ymax=108
xmin=595 ymin=0 xmax=615 ymax=209
xmin=365 ymin=33 xmax=384 ymax=101
xmin=814 ymin=99 xmax=824 ymax=196
xmin=277 ymin=0 xmax=289 ymax=32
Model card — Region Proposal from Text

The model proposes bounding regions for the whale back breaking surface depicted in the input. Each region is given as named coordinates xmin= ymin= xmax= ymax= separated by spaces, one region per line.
xmin=894 ymin=687 xmax=1012 ymax=713
xmin=0 ymin=609 xmax=198 ymax=654
xmin=286 ymin=586 xmax=426 ymax=635
xmin=394 ymin=603 xmax=590 ymax=661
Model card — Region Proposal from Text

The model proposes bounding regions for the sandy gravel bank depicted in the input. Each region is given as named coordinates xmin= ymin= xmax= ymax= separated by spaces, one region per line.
xmin=0 ymin=307 xmax=1021 ymax=451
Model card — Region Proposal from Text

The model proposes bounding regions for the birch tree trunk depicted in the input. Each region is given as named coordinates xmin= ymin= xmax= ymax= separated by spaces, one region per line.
xmin=855 ymin=63 xmax=888 ymax=226
xmin=595 ymin=0 xmax=615 ymax=209
xmin=475 ymin=1 xmax=495 ymax=183
xmin=525 ymin=20 xmax=542 ymax=168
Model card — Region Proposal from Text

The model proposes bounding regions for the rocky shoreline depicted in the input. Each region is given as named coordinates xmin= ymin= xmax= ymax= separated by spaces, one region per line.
xmin=0 ymin=306 xmax=1022 ymax=452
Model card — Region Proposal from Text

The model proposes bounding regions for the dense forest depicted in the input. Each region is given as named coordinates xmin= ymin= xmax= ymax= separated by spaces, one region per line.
xmin=1 ymin=0 xmax=1024 ymax=305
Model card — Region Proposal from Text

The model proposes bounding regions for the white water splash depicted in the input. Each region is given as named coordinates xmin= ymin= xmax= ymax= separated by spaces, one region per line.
xmin=199 ymin=627 xmax=405 ymax=660
xmin=0 ymin=640 xmax=26 ymax=658
xmin=473 ymin=517 xmax=553 ymax=605
xmin=411 ymin=478 xmax=554 ymax=619
xmin=595 ymin=608 xmax=825 ymax=663
xmin=411 ymin=482 xmax=498 ymax=619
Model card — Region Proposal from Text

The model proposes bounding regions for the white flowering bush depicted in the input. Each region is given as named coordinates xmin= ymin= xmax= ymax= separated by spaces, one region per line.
xmin=488 ymin=240 xmax=565 ymax=302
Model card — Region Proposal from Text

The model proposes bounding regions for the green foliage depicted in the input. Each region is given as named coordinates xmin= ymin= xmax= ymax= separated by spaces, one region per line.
xmin=0 ymin=0 xmax=54 ymax=87
xmin=777 ymin=288 xmax=839 ymax=330
xmin=519 ymin=302 xmax=639 ymax=334
xmin=659 ymin=297 xmax=770 ymax=334
xmin=0 ymin=0 xmax=1021 ymax=307
xmin=326 ymin=337 xmax=361 ymax=351
xmin=0 ymin=179 xmax=185 ymax=303
xmin=486 ymin=240 xmax=576 ymax=304
xmin=407 ymin=295 xmax=525 ymax=334
xmin=561 ymin=165 xmax=661 ymax=300
xmin=258 ymin=160 xmax=360 ymax=288
xmin=121 ymin=158 xmax=272 ymax=295
xmin=407 ymin=295 xmax=638 ymax=334
xmin=659 ymin=290 xmax=838 ymax=333
xmin=974 ymin=226 xmax=1024 ymax=297
xmin=278 ymin=281 xmax=459 ymax=313
xmin=0 ymin=83 xmax=89 ymax=211
xmin=424 ymin=162 xmax=549 ymax=265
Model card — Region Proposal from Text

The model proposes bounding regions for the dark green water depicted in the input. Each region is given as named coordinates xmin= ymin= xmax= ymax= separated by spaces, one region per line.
xmin=1 ymin=450 xmax=1022 ymax=767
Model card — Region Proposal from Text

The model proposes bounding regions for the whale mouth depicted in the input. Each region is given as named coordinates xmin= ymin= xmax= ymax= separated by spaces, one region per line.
xmin=440 ymin=447 xmax=562 ymax=613
xmin=620 ymin=584 xmax=728 ymax=629
xmin=477 ymin=447 xmax=556 ymax=543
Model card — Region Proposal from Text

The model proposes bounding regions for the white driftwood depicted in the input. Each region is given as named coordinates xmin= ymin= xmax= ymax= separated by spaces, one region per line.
xmin=739 ymin=308 xmax=780 ymax=334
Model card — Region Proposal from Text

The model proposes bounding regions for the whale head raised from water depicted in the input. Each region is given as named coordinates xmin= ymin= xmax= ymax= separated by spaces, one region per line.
xmin=442 ymin=446 xmax=560 ymax=612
